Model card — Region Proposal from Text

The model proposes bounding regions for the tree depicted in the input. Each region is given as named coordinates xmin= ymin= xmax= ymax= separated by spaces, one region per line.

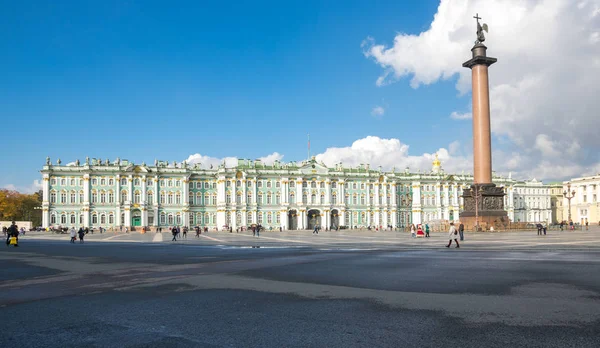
xmin=0 ymin=189 xmax=42 ymax=226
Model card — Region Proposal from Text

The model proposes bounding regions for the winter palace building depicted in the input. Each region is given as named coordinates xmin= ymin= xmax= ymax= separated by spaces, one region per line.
xmin=40 ymin=156 xmax=555 ymax=230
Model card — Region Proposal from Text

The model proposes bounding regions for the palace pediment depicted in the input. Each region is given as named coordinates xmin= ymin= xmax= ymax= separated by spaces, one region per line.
xmin=299 ymin=158 xmax=329 ymax=175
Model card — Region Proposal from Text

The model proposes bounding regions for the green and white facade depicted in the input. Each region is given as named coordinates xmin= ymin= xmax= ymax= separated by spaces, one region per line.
xmin=40 ymin=156 xmax=553 ymax=229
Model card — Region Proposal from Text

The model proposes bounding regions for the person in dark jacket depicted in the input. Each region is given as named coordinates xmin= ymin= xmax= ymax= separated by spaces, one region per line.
xmin=458 ymin=222 xmax=465 ymax=241
xmin=6 ymin=221 xmax=19 ymax=247
xmin=78 ymin=228 xmax=85 ymax=243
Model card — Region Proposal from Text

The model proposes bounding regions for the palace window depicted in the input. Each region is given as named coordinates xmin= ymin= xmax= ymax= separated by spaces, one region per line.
xmin=236 ymin=212 xmax=242 ymax=225
xmin=353 ymin=183 xmax=357 ymax=189
xmin=51 ymin=179 xmax=56 ymax=185
xmin=212 ymin=195 xmax=217 ymax=205
xmin=257 ymin=181 xmax=263 ymax=188
xmin=92 ymin=214 xmax=97 ymax=224
xmin=302 ymin=194 xmax=307 ymax=204
xmin=320 ymin=194 xmax=325 ymax=204
xmin=134 ymin=178 xmax=140 ymax=186
xmin=109 ymin=179 xmax=114 ymax=186
xmin=147 ymin=192 xmax=153 ymax=203
xmin=276 ymin=194 xmax=281 ymax=205
xmin=189 ymin=214 xmax=194 ymax=226
xmin=247 ymin=212 xmax=252 ymax=224
xmin=276 ymin=181 xmax=280 ymax=188
xmin=247 ymin=181 xmax=252 ymax=188
xmin=176 ymin=214 xmax=182 ymax=225
xmin=353 ymin=196 xmax=357 ymax=205
xmin=121 ymin=213 xmax=125 ymax=225
xmin=227 ymin=181 xmax=232 ymax=187
xmin=61 ymin=178 xmax=66 ymax=186
xmin=100 ymin=214 xmax=106 ymax=224
xmin=196 ymin=213 xmax=203 ymax=225
xmin=79 ymin=191 xmax=84 ymax=203
xmin=290 ymin=181 xmax=295 ymax=188
xmin=70 ymin=214 xmax=76 ymax=224
xmin=61 ymin=214 xmax=67 ymax=224
xmin=320 ymin=182 xmax=325 ymax=189
xmin=51 ymin=214 xmax=56 ymax=224
xmin=70 ymin=179 xmax=75 ymax=186
xmin=168 ymin=214 xmax=174 ymax=225
xmin=332 ymin=182 xmax=337 ymax=189
xmin=101 ymin=179 xmax=106 ymax=186
xmin=160 ymin=213 xmax=166 ymax=225
xmin=247 ymin=193 xmax=252 ymax=203
xmin=168 ymin=193 xmax=174 ymax=205
xmin=176 ymin=193 xmax=181 ymax=205
xmin=168 ymin=180 xmax=173 ymax=187
xmin=50 ymin=192 xmax=56 ymax=203
xmin=212 ymin=183 xmax=216 ymax=189
xmin=267 ymin=193 xmax=272 ymax=205
xmin=91 ymin=192 xmax=97 ymax=203
xmin=100 ymin=191 xmax=106 ymax=203
xmin=134 ymin=191 xmax=141 ymax=204
xmin=60 ymin=191 xmax=67 ymax=204
xmin=345 ymin=195 xmax=350 ymax=204
xmin=267 ymin=181 xmax=272 ymax=188
xmin=332 ymin=195 xmax=337 ymax=204
xmin=109 ymin=214 xmax=114 ymax=224
xmin=276 ymin=213 xmax=280 ymax=224
xmin=311 ymin=181 xmax=316 ymax=189
xmin=257 ymin=193 xmax=263 ymax=205
xmin=302 ymin=181 xmax=307 ymax=188
xmin=361 ymin=184 xmax=365 ymax=190
xmin=189 ymin=193 xmax=194 ymax=204
xmin=267 ymin=212 xmax=272 ymax=224
xmin=236 ymin=180 xmax=241 ymax=187
xmin=160 ymin=192 xmax=166 ymax=204
xmin=370 ymin=196 xmax=374 ymax=205
xmin=289 ymin=193 xmax=295 ymax=204
xmin=226 ymin=194 xmax=231 ymax=204
xmin=176 ymin=180 xmax=181 ymax=187
xmin=121 ymin=178 xmax=127 ymax=186
xmin=205 ymin=194 xmax=210 ymax=205
xmin=257 ymin=212 xmax=263 ymax=224
xmin=70 ymin=191 xmax=76 ymax=203
xmin=121 ymin=191 xmax=127 ymax=202
xmin=92 ymin=178 xmax=97 ymax=185
xmin=195 ymin=192 xmax=201 ymax=205
xmin=79 ymin=214 xmax=83 ymax=224
xmin=311 ymin=194 xmax=316 ymax=204
xmin=361 ymin=196 xmax=365 ymax=205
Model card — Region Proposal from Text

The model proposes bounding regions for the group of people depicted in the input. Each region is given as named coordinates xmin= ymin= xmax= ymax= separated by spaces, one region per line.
xmin=408 ymin=222 xmax=465 ymax=248
xmin=409 ymin=224 xmax=431 ymax=238
xmin=69 ymin=227 xmax=87 ymax=243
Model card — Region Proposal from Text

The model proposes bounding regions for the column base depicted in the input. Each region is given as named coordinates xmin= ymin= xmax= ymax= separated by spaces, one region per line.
xmin=459 ymin=183 xmax=509 ymax=231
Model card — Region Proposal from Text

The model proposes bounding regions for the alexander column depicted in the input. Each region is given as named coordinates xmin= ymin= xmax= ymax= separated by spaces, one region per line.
xmin=459 ymin=14 xmax=508 ymax=231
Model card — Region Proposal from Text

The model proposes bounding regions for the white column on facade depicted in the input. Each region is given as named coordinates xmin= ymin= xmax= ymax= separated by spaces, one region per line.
xmin=42 ymin=174 xmax=50 ymax=227
xmin=153 ymin=176 xmax=159 ymax=205
xmin=252 ymin=210 xmax=257 ymax=224
xmin=127 ymin=175 xmax=133 ymax=202
xmin=296 ymin=179 xmax=302 ymax=204
xmin=412 ymin=182 xmax=422 ymax=225
xmin=340 ymin=210 xmax=346 ymax=227
xmin=83 ymin=174 xmax=90 ymax=203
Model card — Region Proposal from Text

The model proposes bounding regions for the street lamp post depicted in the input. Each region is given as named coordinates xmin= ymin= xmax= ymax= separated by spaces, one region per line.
xmin=470 ymin=185 xmax=483 ymax=231
xmin=563 ymin=183 xmax=576 ymax=224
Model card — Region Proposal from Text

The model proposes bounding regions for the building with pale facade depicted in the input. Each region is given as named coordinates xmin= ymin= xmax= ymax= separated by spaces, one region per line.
xmin=40 ymin=155 xmax=553 ymax=230
xmin=562 ymin=175 xmax=600 ymax=225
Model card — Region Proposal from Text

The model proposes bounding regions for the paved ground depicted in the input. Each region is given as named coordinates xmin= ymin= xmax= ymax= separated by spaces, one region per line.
xmin=1 ymin=228 xmax=600 ymax=347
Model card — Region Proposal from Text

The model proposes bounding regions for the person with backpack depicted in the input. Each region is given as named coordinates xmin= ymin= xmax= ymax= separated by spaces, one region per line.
xmin=6 ymin=221 xmax=19 ymax=247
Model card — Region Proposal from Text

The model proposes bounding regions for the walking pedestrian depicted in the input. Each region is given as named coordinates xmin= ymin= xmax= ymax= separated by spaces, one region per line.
xmin=425 ymin=223 xmax=430 ymax=238
xmin=70 ymin=227 xmax=77 ymax=243
xmin=446 ymin=222 xmax=460 ymax=248
xmin=458 ymin=222 xmax=465 ymax=241
xmin=195 ymin=226 xmax=200 ymax=238
xmin=6 ymin=221 xmax=19 ymax=247
xmin=410 ymin=224 xmax=416 ymax=238
xmin=171 ymin=227 xmax=177 ymax=241
xmin=182 ymin=226 xmax=187 ymax=239
xmin=78 ymin=227 xmax=85 ymax=243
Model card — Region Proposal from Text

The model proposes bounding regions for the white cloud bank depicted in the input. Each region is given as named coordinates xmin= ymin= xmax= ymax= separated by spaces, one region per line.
xmin=363 ymin=0 xmax=600 ymax=180
xmin=183 ymin=152 xmax=284 ymax=168
xmin=2 ymin=180 xmax=43 ymax=194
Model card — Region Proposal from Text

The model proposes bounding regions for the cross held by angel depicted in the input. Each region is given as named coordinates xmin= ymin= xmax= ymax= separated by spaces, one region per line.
xmin=474 ymin=13 xmax=488 ymax=44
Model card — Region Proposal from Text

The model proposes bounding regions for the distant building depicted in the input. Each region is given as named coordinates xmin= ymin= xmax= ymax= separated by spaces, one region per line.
xmin=562 ymin=175 xmax=600 ymax=225
xmin=40 ymin=155 xmax=553 ymax=229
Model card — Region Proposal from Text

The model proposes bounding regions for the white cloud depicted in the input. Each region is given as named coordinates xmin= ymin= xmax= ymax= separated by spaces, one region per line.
xmin=315 ymin=136 xmax=472 ymax=174
xmin=371 ymin=106 xmax=385 ymax=117
xmin=183 ymin=152 xmax=284 ymax=169
xmin=363 ymin=0 xmax=600 ymax=178
xmin=2 ymin=180 xmax=42 ymax=194
xmin=450 ymin=111 xmax=472 ymax=120
xmin=258 ymin=152 xmax=284 ymax=164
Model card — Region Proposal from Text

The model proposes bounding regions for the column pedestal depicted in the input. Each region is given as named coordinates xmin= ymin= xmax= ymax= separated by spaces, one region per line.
xmin=460 ymin=183 xmax=508 ymax=231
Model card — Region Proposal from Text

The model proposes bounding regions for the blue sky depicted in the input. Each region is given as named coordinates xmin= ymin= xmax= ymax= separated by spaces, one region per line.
xmin=3 ymin=0 xmax=597 ymax=191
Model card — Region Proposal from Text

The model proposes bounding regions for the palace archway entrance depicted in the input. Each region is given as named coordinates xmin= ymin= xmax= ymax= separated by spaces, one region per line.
xmin=307 ymin=209 xmax=321 ymax=230
xmin=131 ymin=210 xmax=141 ymax=227
xmin=330 ymin=209 xmax=340 ymax=230
xmin=288 ymin=210 xmax=298 ymax=230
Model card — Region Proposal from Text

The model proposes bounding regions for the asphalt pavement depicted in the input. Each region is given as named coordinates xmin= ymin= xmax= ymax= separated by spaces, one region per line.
xmin=1 ymin=229 xmax=600 ymax=347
